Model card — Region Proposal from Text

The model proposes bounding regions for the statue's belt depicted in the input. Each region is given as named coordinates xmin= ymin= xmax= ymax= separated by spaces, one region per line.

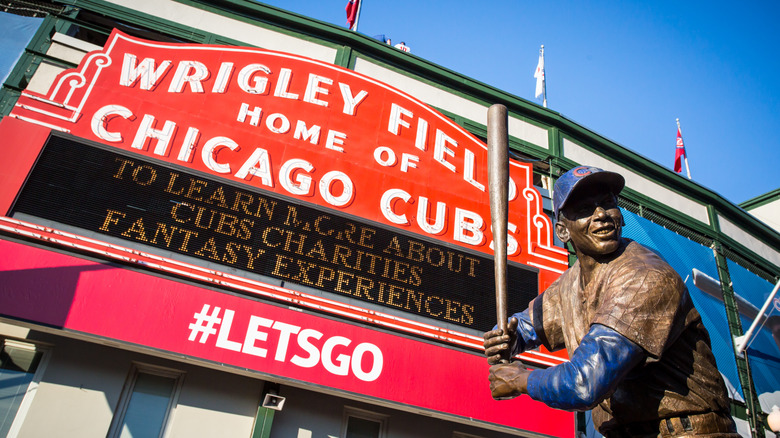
xmin=602 ymin=411 xmax=738 ymax=438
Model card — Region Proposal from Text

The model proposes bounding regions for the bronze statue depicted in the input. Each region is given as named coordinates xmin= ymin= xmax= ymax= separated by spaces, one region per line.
xmin=484 ymin=166 xmax=740 ymax=437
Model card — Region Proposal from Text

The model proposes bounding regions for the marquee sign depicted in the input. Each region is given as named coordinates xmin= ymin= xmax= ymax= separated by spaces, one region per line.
xmin=11 ymin=134 xmax=538 ymax=332
xmin=9 ymin=30 xmax=567 ymax=282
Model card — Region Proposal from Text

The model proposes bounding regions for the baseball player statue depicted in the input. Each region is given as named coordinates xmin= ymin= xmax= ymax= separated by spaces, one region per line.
xmin=483 ymin=166 xmax=739 ymax=437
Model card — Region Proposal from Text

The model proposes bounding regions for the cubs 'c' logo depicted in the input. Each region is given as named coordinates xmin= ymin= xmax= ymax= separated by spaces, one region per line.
xmin=572 ymin=166 xmax=593 ymax=178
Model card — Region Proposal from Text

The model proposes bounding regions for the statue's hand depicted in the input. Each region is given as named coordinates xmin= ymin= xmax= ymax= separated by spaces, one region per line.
xmin=483 ymin=317 xmax=518 ymax=365
xmin=488 ymin=361 xmax=530 ymax=400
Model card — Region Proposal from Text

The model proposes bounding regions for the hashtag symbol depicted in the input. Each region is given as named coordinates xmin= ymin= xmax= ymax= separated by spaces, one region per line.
xmin=188 ymin=304 xmax=222 ymax=343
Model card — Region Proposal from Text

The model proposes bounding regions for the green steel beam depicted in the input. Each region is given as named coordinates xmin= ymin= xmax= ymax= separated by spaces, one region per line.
xmin=713 ymin=239 xmax=765 ymax=437
xmin=250 ymin=407 xmax=275 ymax=438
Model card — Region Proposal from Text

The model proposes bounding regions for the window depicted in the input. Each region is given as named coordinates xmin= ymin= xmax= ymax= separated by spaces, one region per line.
xmin=107 ymin=364 xmax=184 ymax=438
xmin=0 ymin=339 xmax=49 ymax=438
xmin=342 ymin=407 xmax=387 ymax=438
xmin=453 ymin=432 xmax=484 ymax=438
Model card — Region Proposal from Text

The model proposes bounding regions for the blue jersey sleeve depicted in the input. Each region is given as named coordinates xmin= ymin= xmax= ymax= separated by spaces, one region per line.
xmin=525 ymin=324 xmax=645 ymax=411
xmin=507 ymin=308 xmax=542 ymax=355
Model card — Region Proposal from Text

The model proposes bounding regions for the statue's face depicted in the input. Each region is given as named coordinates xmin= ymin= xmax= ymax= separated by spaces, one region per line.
xmin=557 ymin=187 xmax=622 ymax=259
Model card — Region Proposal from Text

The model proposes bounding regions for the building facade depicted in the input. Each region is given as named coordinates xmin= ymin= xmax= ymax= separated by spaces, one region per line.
xmin=0 ymin=1 xmax=778 ymax=437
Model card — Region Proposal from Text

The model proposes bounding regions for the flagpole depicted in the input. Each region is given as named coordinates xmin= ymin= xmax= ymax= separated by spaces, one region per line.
xmin=353 ymin=0 xmax=363 ymax=32
xmin=676 ymin=118 xmax=691 ymax=179
xmin=541 ymin=45 xmax=547 ymax=108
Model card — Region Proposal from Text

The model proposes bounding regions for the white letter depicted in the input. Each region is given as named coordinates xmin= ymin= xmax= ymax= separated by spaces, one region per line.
xmin=274 ymin=68 xmax=299 ymax=99
xmin=131 ymin=114 xmax=176 ymax=156
xmin=303 ymin=74 xmax=332 ymax=107
xmin=92 ymin=105 xmax=133 ymax=142
xmin=321 ymin=336 xmax=351 ymax=376
xmin=168 ymin=60 xmax=209 ymax=93
xmin=507 ymin=222 xmax=520 ymax=256
xmin=280 ymin=158 xmax=314 ymax=196
xmin=202 ymin=136 xmax=239 ymax=174
xmin=351 ymin=343 xmax=383 ymax=382
xmin=400 ymin=153 xmax=419 ymax=172
xmin=272 ymin=321 xmax=301 ymax=362
xmin=290 ymin=329 xmax=322 ymax=368
xmin=238 ymin=64 xmax=271 ymax=94
xmin=454 ymin=208 xmax=484 ymax=246
xmin=387 ymin=103 xmax=412 ymax=135
xmin=242 ymin=315 xmax=273 ymax=357
xmin=294 ymin=121 xmax=321 ymax=144
xmin=415 ymin=118 xmax=428 ymax=151
xmin=265 ymin=113 xmax=291 ymax=134
xmin=212 ymin=62 xmax=233 ymax=93
xmin=235 ymin=147 xmax=273 ymax=186
xmin=417 ymin=196 xmax=446 ymax=235
xmin=339 ymin=83 xmax=368 ymax=115
xmin=319 ymin=171 xmax=354 ymax=207
xmin=508 ymin=176 xmax=518 ymax=201
xmin=325 ymin=130 xmax=346 ymax=152
xmin=215 ymin=309 xmax=242 ymax=352
xmin=119 ymin=54 xmax=171 ymax=91
xmin=434 ymin=129 xmax=457 ymax=172
xmin=463 ymin=148 xmax=485 ymax=191
xmin=380 ymin=189 xmax=410 ymax=225
xmin=489 ymin=222 xmax=520 ymax=257
xmin=373 ymin=147 xmax=396 ymax=166
xmin=176 ymin=127 xmax=199 ymax=162
xmin=237 ymin=103 xmax=262 ymax=126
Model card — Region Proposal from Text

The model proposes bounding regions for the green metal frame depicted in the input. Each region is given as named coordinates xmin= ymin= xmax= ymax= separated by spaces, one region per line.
xmin=713 ymin=238 xmax=766 ymax=437
xmin=250 ymin=407 xmax=275 ymax=438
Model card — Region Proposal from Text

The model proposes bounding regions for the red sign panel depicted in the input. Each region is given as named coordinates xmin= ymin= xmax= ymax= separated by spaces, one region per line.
xmin=9 ymin=30 xmax=567 ymax=286
xmin=0 ymin=238 xmax=572 ymax=436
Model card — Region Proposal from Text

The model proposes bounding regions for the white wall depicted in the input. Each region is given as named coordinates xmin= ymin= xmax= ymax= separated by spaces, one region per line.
xmin=0 ymin=328 xmax=261 ymax=438
xmin=746 ymin=199 xmax=780 ymax=234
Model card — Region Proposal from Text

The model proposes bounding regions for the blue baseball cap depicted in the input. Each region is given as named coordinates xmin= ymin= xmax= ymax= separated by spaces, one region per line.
xmin=553 ymin=166 xmax=625 ymax=219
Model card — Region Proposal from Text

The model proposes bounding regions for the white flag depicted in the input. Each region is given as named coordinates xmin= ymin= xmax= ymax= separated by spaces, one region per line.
xmin=534 ymin=49 xmax=545 ymax=98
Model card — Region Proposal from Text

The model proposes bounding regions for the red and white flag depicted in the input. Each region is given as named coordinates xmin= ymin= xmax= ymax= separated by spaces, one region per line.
xmin=674 ymin=127 xmax=686 ymax=173
xmin=346 ymin=0 xmax=360 ymax=30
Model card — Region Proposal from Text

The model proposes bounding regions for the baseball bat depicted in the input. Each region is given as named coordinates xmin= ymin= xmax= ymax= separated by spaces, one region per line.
xmin=487 ymin=104 xmax=509 ymax=361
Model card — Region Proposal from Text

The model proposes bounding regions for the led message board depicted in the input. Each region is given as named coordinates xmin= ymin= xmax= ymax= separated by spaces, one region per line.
xmin=12 ymin=134 xmax=538 ymax=332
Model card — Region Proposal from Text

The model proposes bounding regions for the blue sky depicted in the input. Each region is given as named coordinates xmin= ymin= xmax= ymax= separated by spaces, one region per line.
xmin=255 ymin=1 xmax=780 ymax=205
xmin=2 ymin=2 xmax=779 ymax=204
xmin=0 ymin=13 xmax=42 ymax=83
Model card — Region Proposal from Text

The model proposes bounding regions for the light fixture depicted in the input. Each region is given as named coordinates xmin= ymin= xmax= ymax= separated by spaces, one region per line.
xmin=692 ymin=269 xmax=780 ymax=357
xmin=734 ymin=280 xmax=780 ymax=356
xmin=768 ymin=405 xmax=780 ymax=433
